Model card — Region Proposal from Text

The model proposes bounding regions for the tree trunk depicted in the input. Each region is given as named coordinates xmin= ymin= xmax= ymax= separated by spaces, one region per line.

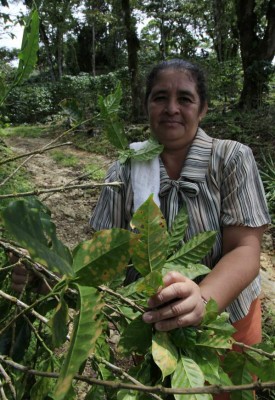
xmin=121 ymin=0 xmax=141 ymax=122
xmin=39 ymin=23 xmax=56 ymax=81
xmin=235 ymin=0 xmax=275 ymax=109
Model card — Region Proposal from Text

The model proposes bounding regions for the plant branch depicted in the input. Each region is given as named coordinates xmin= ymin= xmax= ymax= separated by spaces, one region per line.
xmin=0 ymin=290 xmax=49 ymax=327
xmin=99 ymin=285 xmax=146 ymax=313
xmin=0 ymin=181 xmax=122 ymax=199
xmin=234 ymin=341 xmax=275 ymax=360
xmin=0 ymin=364 xmax=16 ymax=400
xmin=94 ymin=355 xmax=163 ymax=400
xmin=0 ymin=142 xmax=73 ymax=166
xmin=0 ymin=355 xmax=274 ymax=395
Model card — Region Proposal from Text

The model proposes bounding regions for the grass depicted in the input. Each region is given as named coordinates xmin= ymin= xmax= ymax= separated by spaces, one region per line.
xmin=0 ymin=125 xmax=47 ymax=138
xmin=50 ymin=149 xmax=79 ymax=167
xmin=84 ymin=162 xmax=106 ymax=181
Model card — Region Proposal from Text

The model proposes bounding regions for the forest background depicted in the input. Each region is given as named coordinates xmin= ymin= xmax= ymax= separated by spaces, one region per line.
xmin=0 ymin=1 xmax=275 ymax=399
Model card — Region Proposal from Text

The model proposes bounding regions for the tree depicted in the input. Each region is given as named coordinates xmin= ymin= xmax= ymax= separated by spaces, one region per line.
xmin=121 ymin=0 xmax=141 ymax=121
xmin=235 ymin=0 xmax=275 ymax=109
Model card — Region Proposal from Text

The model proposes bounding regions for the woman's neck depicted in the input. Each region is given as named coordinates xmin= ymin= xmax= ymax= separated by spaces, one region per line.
xmin=161 ymin=147 xmax=190 ymax=180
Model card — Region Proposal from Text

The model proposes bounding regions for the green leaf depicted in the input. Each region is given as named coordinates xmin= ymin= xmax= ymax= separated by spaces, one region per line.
xmin=53 ymin=285 xmax=104 ymax=400
xmin=131 ymin=195 xmax=169 ymax=276
xmin=73 ymin=229 xmax=138 ymax=286
xmin=152 ymin=331 xmax=178 ymax=380
xmin=168 ymin=205 xmax=189 ymax=254
xmin=59 ymin=98 xmax=83 ymax=123
xmin=118 ymin=315 xmax=152 ymax=355
xmin=50 ymin=290 xmax=69 ymax=348
xmin=201 ymin=299 xmax=219 ymax=324
xmin=98 ymin=84 xmax=128 ymax=150
xmin=162 ymin=263 xmax=211 ymax=280
xmin=1 ymin=199 xmax=73 ymax=276
xmin=171 ymin=355 xmax=210 ymax=400
xmin=85 ymin=384 xmax=106 ymax=400
xmin=170 ymin=327 xmax=198 ymax=350
xmin=135 ymin=270 xmax=163 ymax=296
xmin=14 ymin=8 xmax=39 ymax=85
xmin=192 ymin=348 xmax=231 ymax=385
xmin=30 ymin=358 xmax=56 ymax=399
xmin=131 ymin=138 xmax=164 ymax=162
xmin=117 ymin=390 xmax=139 ymax=400
xmin=165 ymin=231 xmax=217 ymax=268
xmin=201 ymin=311 xmax=236 ymax=336
xmin=223 ymin=352 xmax=254 ymax=400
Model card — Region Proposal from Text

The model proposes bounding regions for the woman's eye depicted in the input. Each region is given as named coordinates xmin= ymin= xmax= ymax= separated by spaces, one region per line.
xmin=154 ymin=96 xmax=166 ymax=102
xmin=179 ymin=97 xmax=191 ymax=103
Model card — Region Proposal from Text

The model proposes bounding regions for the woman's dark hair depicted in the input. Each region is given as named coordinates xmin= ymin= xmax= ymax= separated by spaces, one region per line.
xmin=144 ymin=59 xmax=208 ymax=112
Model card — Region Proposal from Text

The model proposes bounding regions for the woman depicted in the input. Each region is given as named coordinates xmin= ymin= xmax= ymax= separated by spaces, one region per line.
xmin=90 ymin=59 xmax=270 ymax=345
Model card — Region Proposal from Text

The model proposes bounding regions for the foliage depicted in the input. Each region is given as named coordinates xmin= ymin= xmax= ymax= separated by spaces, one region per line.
xmin=260 ymin=151 xmax=275 ymax=225
xmin=50 ymin=150 xmax=79 ymax=168
xmin=0 ymin=195 xmax=274 ymax=399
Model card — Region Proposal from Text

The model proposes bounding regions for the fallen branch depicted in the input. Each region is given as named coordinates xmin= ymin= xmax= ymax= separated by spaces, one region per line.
xmin=0 ymin=181 xmax=122 ymax=199
xmin=0 ymin=117 xmax=93 ymax=188
xmin=0 ymin=142 xmax=73 ymax=166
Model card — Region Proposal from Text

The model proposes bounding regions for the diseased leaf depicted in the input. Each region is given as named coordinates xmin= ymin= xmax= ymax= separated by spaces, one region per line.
xmin=118 ymin=315 xmax=152 ymax=355
xmin=131 ymin=195 xmax=169 ymax=276
xmin=196 ymin=330 xmax=233 ymax=350
xmin=50 ymin=291 xmax=69 ymax=348
xmin=73 ymin=229 xmax=138 ymax=286
xmin=171 ymin=355 xmax=210 ymax=400
xmin=152 ymin=331 xmax=178 ymax=380
xmin=168 ymin=205 xmax=189 ymax=254
xmin=162 ymin=263 xmax=211 ymax=280
xmin=1 ymin=199 xmax=73 ymax=276
xmin=53 ymin=285 xmax=104 ymax=400
xmin=135 ymin=270 xmax=163 ymax=296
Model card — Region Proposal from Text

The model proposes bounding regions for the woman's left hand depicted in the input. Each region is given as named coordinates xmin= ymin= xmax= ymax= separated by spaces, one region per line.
xmin=142 ymin=271 xmax=205 ymax=331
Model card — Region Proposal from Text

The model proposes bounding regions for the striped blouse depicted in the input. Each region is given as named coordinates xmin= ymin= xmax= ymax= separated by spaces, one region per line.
xmin=90 ymin=128 xmax=271 ymax=322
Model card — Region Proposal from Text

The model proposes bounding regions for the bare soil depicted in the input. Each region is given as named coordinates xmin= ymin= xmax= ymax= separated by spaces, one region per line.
xmin=5 ymin=135 xmax=275 ymax=312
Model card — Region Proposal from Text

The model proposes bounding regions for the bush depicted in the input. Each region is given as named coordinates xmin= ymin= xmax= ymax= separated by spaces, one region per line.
xmin=4 ymin=69 xmax=132 ymax=124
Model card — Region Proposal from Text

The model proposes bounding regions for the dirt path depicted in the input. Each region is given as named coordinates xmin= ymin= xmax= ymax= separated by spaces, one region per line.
xmin=5 ymin=135 xmax=275 ymax=312
xmin=5 ymin=135 xmax=112 ymax=249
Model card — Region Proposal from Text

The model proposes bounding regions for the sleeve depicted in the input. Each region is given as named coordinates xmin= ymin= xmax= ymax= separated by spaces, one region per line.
xmin=221 ymin=144 xmax=271 ymax=227
xmin=89 ymin=160 xmax=133 ymax=231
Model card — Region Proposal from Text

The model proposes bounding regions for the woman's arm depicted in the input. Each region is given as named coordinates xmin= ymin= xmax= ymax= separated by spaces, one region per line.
xmin=142 ymin=225 xmax=266 ymax=331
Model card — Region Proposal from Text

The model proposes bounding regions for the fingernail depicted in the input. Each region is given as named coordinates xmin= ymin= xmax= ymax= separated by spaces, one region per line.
xmin=143 ymin=312 xmax=153 ymax=323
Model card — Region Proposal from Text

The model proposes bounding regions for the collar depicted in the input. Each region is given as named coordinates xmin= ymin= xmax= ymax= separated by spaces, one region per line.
xmin=180 ymin=128 xmax=213 ymax=182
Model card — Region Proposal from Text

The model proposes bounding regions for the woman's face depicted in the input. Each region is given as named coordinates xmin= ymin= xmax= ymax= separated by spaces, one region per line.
xmin=147 ymin=69 xmax=207 ymax=151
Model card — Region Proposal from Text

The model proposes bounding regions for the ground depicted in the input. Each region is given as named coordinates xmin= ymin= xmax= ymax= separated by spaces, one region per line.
xmin=5 ymin=134 xmax=275 ymax=313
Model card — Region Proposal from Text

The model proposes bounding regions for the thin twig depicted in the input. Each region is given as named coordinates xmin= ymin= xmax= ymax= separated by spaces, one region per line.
xmin=0 ymin=364 xmax=16 ymax=399
xmin=0 ymin=355 xmax=274 ymax=395
xmin=0 ymin=142 xmax=73 ymax=166
xmin=99 ymin=285 xmax=146 ymax=314
xmin=234 ymin=341 xmax=275 ymax=360
xmin=0 ymin=181 xmax=122 ymax=199
xmin=0 ymin=290 xmax=49 ymax=327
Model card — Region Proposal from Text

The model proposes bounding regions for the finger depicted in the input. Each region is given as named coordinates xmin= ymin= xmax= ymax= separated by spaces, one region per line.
xmin=154 ymin=308 xmax=203 ymax=331
xmin=148 ymin=280 xmax=193 ymax=308
xmin=143 ymin=296 xmax=194 ymax=323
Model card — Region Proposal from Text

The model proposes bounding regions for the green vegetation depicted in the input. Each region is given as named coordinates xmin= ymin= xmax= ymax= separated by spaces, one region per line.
xmin=84 ymin=162 xmax=106 ymax=181
xmin=0 ymin=125 xmax=47 ymax=138
xmin=50 ymin=149 xmax=79 ymax=168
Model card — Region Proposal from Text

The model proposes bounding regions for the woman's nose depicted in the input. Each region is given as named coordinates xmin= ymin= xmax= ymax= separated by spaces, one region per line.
xmin=165 ymin=98 xmax=179 ymax=114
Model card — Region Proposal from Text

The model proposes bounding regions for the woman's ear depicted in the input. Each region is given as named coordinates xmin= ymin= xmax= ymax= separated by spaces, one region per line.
xmin=199 ymin=102 xmax=208 ymax=121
